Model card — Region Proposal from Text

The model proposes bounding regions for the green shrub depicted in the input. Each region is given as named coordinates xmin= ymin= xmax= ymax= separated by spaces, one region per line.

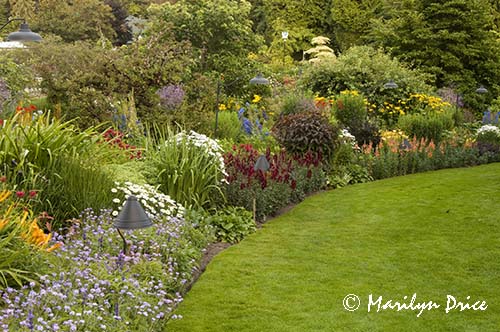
xmin=476 ymin=125 xmax=500 ymax=145
xmin=279 ymin=91 xmax=319 ymax=116
xmin=272 ymin=110 xmax=337 ymax=157
xmin=398 ymin=111 xmax=454 ymax=143
xmin=224 ymin=180 xmax=293 ymax=221
xmin=475 ymin=125 xmax=500 ymax=159
xmin=327 ymin=164 xmax=373 ymax=189
xmin=332 ymin=91 xmax=367 ymax=127
xmin=205 ymin=207 xmax=256 ymax=243
xmin=103 ymin=161 xmax=152 ymax=185
xmin=299 ymin=45 xmax=433 ymax=105
xmin=217 ymin=111 xmax=241 ymax=141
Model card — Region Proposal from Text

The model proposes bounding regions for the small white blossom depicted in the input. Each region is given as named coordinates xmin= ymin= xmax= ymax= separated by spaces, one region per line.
xmin=110 ymin=182 xmax=184 ymax=221
xmin=477 ymin=124 xmax=500 ymax=136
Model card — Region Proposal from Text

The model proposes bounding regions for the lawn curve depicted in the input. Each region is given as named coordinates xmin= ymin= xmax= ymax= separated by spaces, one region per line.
xmin=166 ymin=163 xmax=500 ymax=332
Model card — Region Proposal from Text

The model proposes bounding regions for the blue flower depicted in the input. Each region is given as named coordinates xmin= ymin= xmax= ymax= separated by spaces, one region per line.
xmin=262 ymin=109 xmax=268 ymax=120
xmin=255 ymin=119 xmax=263 ymax=132
xmin=242 ymin=118 xmax=253 ymax=135
xmin=482 ymin=111 xmax=491 ymax=124
xmin=238 ymin=107 xmax=245 ymax=119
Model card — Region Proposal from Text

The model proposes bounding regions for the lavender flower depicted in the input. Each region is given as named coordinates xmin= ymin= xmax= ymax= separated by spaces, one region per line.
xmin=0 ymin=208 xmax=211 ymax=331
xmin=157 ymin=85 xmax=185 ymax=111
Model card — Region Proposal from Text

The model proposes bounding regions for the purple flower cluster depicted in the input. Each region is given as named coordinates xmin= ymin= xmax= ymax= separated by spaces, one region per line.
xmin=157 ymin=85 xmax=185 ymax=111
xmin=0 ymin=208 xmax=209 ymax=331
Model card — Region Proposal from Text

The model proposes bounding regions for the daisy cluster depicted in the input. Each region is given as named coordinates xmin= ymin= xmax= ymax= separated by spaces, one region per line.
xmin=172 ymin=130 xmax=228 ymax=181
xmin=111 ymin=182 xmax=185 ymax=220
xmin=339 ymin=128 xmax=357 ymax=148
xmin=477 ymin=124 xmax=500 ymax=137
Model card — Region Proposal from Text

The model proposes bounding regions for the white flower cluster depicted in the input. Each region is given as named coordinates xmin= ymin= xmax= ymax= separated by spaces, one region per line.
xmin=339 ymin=128 xmax=357 ymax=148
xmin=172 ymin=130 xmax=228 ymax=181
xmin=477 ymin=125 xmax=500 ymax=137
xmin=111 ymin=182 xmax=185 ymax=220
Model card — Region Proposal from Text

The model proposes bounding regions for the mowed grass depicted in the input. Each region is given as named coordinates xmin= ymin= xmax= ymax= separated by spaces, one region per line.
xmin=166 ymin=163 xmax=500 ymax=332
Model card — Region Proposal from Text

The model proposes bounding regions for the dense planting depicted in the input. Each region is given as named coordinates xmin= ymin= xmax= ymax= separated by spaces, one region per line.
xmin=1 ymin=1 xmax=500 ymax=330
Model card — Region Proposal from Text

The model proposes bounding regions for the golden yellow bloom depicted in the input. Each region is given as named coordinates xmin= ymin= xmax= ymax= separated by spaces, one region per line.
xmin=252 ymin=94 xmax=261 ymax=103
xmin=0 ymin=190 xmax=11 ymax=202
xmin=0 ymin=218 xmax=8 ymax=231
xmin=218 ymin=104 xmax=227 ymax=111
xmin=340 ymin=90 xmax=359 ymax=96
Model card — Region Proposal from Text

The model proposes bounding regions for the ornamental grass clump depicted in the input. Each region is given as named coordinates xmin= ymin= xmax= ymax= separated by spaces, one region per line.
xmin=0 ymin=113 xmax=119 ymax=223
xmin=0 ymin=208 xmax=210 ymax=331
xmin=145 ymin=128 xmax=227 ymax=209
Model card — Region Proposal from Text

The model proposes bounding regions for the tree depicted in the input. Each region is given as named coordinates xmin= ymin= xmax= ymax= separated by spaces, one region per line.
xmin=33 ymin=0 xmax=115 ymax=42
xmin=25 ymin=21 xmax=192 ymax=128
xmin=369 ymin=0 xmax=500 ymax=97
xmin=258 ymin=0 xmax=334 ymax=59
xmin=9 ymin=0 xmax=35 ymax=20
xmin=105 ymin=0 xmax=133 ymax=45
xmin=152 ymin=0 xmax=261 ymax=74
xmin=330 ymin=0 xmax=384 ymax=51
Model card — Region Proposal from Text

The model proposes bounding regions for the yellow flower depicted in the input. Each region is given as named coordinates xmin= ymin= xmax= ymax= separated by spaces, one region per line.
xmin=0 ymin=218 xmax=8 ymax=231
xmin=252 ymin=94 xmax=261 ymax=103
xmin=0 ymin=190 xmax=11 ymax=202
xmin=218 ymin=103 xmax=227 ymax=111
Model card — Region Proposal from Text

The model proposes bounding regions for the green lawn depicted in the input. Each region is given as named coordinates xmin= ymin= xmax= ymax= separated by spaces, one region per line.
xmin=166 ymin=163 xmax=500 ymax=332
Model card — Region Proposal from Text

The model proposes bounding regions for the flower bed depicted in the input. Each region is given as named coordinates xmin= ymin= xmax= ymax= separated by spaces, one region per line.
xmin=0 ymin=207 xmax=211 ymax=331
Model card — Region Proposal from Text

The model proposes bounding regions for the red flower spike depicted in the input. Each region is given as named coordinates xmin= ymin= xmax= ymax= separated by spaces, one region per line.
xmin=16 ymin=191 xmax=25 ymax=198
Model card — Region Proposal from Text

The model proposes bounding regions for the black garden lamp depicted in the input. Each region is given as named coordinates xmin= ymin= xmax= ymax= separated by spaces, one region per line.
xmin=383 ymin=79 xmax=398 ymax=89
xmin=476 ymin=85 xmax=489 ymax=123
xmin=252 ymin=154 xmax=270 ymax=222
xmin=476 ymin=85 xmax=488 ymax=94
xmin=214 ymin=73 xmax=270 ymax=137
xmin=249 ymin=73 xmax=270 ymax=85
xmin=113 ymin=195 xmax=152 ymax=254
xmin=254 ymin=154 xmax=270 ymax=172
xmin=0 ymin=18 xmax=42 ymax=42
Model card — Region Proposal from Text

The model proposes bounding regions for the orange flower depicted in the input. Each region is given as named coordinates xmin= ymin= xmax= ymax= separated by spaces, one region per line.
xmin=46 ymin=242 xmax=63 ymax=253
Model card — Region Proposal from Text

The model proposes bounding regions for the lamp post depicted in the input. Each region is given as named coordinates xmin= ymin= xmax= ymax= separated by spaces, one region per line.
xmin=0 ymin=18 xmax=42 ymax=42
xmin=281 ymin=31 xmax=288 ymax=66
xmin=214 ymin=73 xmax=270 ymax=137
xmin=476 ymin=85 xmax=489 ymax=123
xmin=113 ymin=196 xmax=153 ymax=254
xmin=253 ymin=154 xmax=270 ymax=222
